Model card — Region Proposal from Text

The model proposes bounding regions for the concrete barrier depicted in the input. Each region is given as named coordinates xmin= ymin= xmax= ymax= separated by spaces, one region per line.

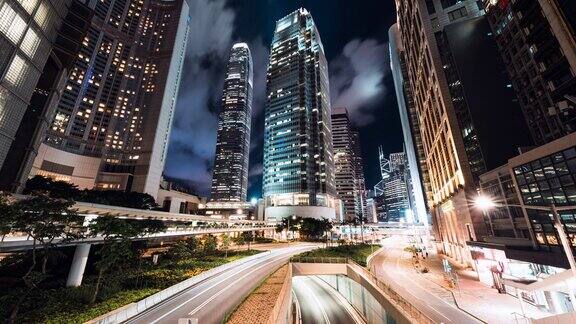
xmin=85 ymin=252 xmax=269 ymax=324
xmin=267 ymin=265 xmax=293 ymax=324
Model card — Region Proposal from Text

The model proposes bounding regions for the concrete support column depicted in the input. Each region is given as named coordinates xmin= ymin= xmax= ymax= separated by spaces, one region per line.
xmin=66 ymin=243 xmax=91 ymax=287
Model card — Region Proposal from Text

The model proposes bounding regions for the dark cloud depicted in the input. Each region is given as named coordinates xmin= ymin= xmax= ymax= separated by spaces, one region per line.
xmin=329 ymin=39 xmax=390 ymax=126
xmin=164 ymin=0 xmax=270 ymax=197
xmin=164 ymin=0 xmax=236 ymax=195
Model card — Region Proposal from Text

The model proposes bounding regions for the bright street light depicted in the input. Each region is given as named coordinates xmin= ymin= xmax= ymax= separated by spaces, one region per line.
xmin=473 ymin=194 xmax=576 ymax=278
xmin=473 ymin=195 xmax=497 ymax=211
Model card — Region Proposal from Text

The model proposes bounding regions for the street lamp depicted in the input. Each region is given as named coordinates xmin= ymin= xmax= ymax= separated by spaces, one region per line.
xmin=474 ymin=195 xmax=576 ymax=276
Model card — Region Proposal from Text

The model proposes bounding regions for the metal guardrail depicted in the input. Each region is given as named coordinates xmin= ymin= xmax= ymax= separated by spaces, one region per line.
xmin=289 ymin=256 xmax=349 ymax=264
xmin=347 ymin=260 xmax=436 ymax=324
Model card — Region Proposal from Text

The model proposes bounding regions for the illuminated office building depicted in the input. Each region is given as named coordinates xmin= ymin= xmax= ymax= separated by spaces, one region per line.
xmin=263 ymin=8 xmax=338 ymax=220
xmin=210 ymin=43 xmax=253 ymax=202
xmin=29 ymin=0 xmax=190 ymax=199
xmin=389 ymin=23 xmax=430 ymax=226
xmin=394 ymin=0 xmax=532 ymax=266
xmin=332 ymin=108 xmax=366 ymax=221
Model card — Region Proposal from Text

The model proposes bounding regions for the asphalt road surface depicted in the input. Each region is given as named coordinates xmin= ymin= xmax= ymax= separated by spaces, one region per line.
xmin=124 ymin=244 xmax=314 ymax=324
xmin=292 ymin=276 xmax=365 ymax=324
xmin=371 ymin=238 xmax=482 ymax=324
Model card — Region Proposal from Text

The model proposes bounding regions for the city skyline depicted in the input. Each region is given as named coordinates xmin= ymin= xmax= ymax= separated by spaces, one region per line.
xmin=1 ymin=1 xmax=576 ymax=323
xmin=165 ymin=0 xmax=400 ymax=198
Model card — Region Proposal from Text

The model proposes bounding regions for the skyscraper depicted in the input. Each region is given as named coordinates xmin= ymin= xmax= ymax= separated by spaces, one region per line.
xmin=377 ymin=150 xmax=410 ymax=222
xmin=483 ymin=0 xmax=575 ymax=145
xmin=210 ymin=43 xmax=253 ymax=202
xmin=394 ymin=0 xmax=532 ymax=265
xmin=332 ymin=108 xmax=366 ymax=221
xmin=389 ymin=23 xmax=430 ymax=226
xmin=29 ymin=0 xmax=190 ymax=199
xmin=263 ymin=8 xmax=337 ymax=219
xmin=0 ymin=0 xmax=80 ymax=190
xmin=0 ymin=0 xmax=92 ymax=192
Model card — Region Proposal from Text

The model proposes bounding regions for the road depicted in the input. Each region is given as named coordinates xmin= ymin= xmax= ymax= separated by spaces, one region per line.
xmin=370 ymin=237 xmax=482 ymax=324
xmin=124 ymin=244 xmax=314 ymax=324
xmin=292 ymin=276 xmax=365 ymax=324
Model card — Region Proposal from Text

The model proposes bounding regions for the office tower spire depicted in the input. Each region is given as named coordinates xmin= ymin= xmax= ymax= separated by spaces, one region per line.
xmin=210 ymin=43 xmax=253 ymax=202
xmin=263 ymin=8 xmax=337 ymax=219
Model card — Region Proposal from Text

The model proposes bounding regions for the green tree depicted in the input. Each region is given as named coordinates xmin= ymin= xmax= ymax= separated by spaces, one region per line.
xmin=202 ymin=234 xmax=218 ymax=254
xmin=0 ymin=193 xmax=17 ymax=242
xmin=240 ymin=231 xmax=254 ymax=250
xmin=23 ymin=175 xmax=79 ymax=200
xmin=164 ymin=240 xmax=192 ymax=260
xmin=185 ymin=236 xmax=199 ymax=253
xmin=221 ymin=234 xmax=231 ymax=258
xmin=233 ymin=233 xmax=245 ymax=247
xmin=8 ymin=193 xmax=84 ymax=322
xmin=88 ymin=217 xmax=166 ymax=303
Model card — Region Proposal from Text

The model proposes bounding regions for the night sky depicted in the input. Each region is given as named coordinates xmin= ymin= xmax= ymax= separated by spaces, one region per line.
xmin=164 ymin=0 xmax=402 ymax=199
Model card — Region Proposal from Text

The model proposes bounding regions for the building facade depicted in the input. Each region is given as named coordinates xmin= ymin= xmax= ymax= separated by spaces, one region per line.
xmin=379 ymin=151 xmax=410 ymax=222
xmin=0 ymin=0 xmax=78 ymax=190
xmin=210 ymin=43 xmax=253 ymax=202
xmin=484 ymin=0 xmax=576 ymax=145
xmin=262 ymin=8 xmax=337 ymax=218
xmin=332 ymin=107 xmax=366 ymax=221
xmin=29 ymin=0 xmax=190 ymax=199
xmin=389 ymin=23 xmax=430 ymax=225
xmin=471 ymin=133 xmax=576 ymax=309
xmin=394 ymin=0 xmax=533 ymax=265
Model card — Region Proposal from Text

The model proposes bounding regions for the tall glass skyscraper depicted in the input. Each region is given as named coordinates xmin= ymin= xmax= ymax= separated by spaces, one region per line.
xmin=210 ymin=43 xmax=253 ymax=202
xmin=263 ymin=8 xmax=335 ymax=213
xmin=29 ymin=0 xmax=190 ymax=199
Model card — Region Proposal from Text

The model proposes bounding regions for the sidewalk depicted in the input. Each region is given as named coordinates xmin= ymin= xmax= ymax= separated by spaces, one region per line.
xmin=390 ymin=239 xmax=553 ymax=323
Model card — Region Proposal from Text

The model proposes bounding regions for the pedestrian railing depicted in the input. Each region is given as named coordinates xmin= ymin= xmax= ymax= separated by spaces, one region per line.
xmin=347 ymin=260 xmax=436 ymax=324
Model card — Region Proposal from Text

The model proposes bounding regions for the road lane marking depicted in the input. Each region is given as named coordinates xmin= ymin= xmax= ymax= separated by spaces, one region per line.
xmin=187 ymin=252 xmax=293 ymax=316
xmin=147 ymin=247 xmax=308 ymax=324
xmin=295 ymin=277 xmax=331 ymax=324
xmin=125 ymin=252 xmax=275 ymax=323
xmin=312 ymin=276 xmax=366 ymax=324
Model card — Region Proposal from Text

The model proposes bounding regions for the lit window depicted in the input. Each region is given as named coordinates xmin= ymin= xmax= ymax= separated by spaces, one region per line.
xmin=4 ymin=54 xmax=29 ymax=87
xmin=21 ymin=27 xmax=42 ymax=59
xmin=0 ymin=3 xmax=27 ymax=44
xmin=17 ymin=0 xmax=39 ymax=14
xmin=34 ymin=1 xmax=51 ymax=32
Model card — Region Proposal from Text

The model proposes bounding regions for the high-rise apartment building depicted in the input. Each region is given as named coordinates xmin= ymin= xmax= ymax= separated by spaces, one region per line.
xmin=389 ymin=23 xmax=430 ymax=226
xmin=394 ymin=0 xmax=532 ymax=265
xmin=483 ymin=0 xmax=575 ymax=145
xmin=210 ymin=43 xmax=253 ymax=202
xmin=29 ymin=0 xmax=190 ymax=199
xmin=0 ymin=0 xmax=79 ymax=190
xmin=332 ymin=108 xmax=366 ymax=221
xmin=0 ymin=0 xmax=92 ymax=192
xmin=263 ymin=8 xmax=337 ymax=220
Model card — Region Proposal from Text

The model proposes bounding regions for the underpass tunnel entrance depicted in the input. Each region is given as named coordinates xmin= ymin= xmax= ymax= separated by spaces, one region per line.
xmin=291 ymin=274 xmax=398 ymax=324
